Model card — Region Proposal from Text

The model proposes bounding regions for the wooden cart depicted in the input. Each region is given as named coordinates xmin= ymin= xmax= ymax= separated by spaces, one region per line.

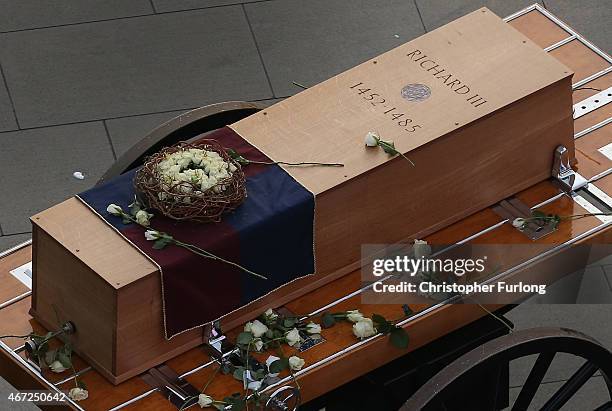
xmin=1 ymin=4 xmax=611 ymax=410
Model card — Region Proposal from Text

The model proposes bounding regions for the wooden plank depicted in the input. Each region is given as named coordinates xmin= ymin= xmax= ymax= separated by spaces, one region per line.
xmin=549 ymin=39 xmax=610 ymax=84
xmin=0 ymin=246 xmax=30 ymax=304
xmin=32 ymin=197 xmax=157 ymax=289
xmin=576 ymin=124 xmax=612 ymax=180
xmin=508 ymin=10 xmax=571 ymax=48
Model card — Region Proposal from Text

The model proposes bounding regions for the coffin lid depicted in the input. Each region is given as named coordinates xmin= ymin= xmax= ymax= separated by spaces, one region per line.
xmin=230 ymin=7 xmax=573 ymax=195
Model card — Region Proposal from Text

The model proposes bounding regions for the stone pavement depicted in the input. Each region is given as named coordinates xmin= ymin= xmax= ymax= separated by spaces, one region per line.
xmin=0 ymin=1 xmax=610 ymax=409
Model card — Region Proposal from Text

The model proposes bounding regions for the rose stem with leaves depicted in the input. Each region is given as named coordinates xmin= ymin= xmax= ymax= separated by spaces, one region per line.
xmin=227 ymin=149 xmax=343 ymax=168
xmin=120 ymin=212 xmax=268 ymax=281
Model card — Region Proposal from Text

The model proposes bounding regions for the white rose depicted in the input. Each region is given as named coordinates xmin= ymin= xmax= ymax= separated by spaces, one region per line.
xmin=135 ymin=210 xmax=153 ymax=226
xmin=248 ymin=319 xmax=268 ymax=338
xmin=144 ymin=230 xmax=160 ymax=241
xmin=285 ymin=328 xmax=301 ymax=347
xmin=353 ymin=318 xmax=377 ymax=339
xmin=264 ymin=308 xmax=278 ymax=321
xmin=365 ymin=131 xmax=379 ymax=147
xmin=49 ymin=360 xmax=67 ymax=373
xmin=197 ymin=393 xmax=213 ymax=408
xmin=106 ymin=204 xmax=123 ymax=216
xmin=413 ymin=239 xmax=432 ymax=260
xmin=288 ymin=355 xmax=305 ymax=371
xmin=305 ymin=322 xmax=321 ymax=334
xmin=512 ymin=218 xmax=526 ymax=228
xmin=346 ymin=310 xmax=365 ymax=323
xmin=68 ymin=387 xmax=88 ymax=401
xmin=253 ymin=339 xmax=264 ymax=352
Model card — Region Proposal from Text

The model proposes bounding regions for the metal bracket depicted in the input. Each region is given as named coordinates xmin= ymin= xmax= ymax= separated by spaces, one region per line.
xmin=573 ymin=86 xmax=612 ymax=119
xmin=493 ymin=198 xmax=557 ymax=240
xmin=142 ymin=364 xmax=201 ymax=409
xmin=265 ymin=385 xmax=301 ymax=411
xmin=552 ymin=145 xmax=588 ymax=194
xmin=203 ymin=321 xmax=235 ymax=361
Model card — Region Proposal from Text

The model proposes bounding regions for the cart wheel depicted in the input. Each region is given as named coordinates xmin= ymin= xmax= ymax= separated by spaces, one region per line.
xmin=97 ymin=101 xmax=266 ymax=185
xmin=400 ymin=327 xmax=612 ymax=411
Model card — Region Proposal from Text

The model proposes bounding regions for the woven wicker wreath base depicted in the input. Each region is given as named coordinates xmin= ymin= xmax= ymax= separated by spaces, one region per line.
xmin=134 ymin=139 xmax=247 ymax=223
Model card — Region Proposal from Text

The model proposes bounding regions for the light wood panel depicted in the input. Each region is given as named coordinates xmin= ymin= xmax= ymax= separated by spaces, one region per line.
xmin=549 ymin=39 xmax=609 ymax=84
xmin=0 ymin=246 xmax=30 ymax=303
xmin=508 ymin=10 xmax=570 ymax=48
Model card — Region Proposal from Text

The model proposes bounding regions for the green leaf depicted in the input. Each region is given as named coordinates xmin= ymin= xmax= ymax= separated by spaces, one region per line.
xmin=152 ymin=238 xmax=169 ymax=250
xmin=77 ymin=380 xmax=87 ymax=390
xmin=379 ymin=140 xmax=398 ymax=155
xmin=121 ymin=217 xmax=132 ymax=225
xmin=372 ymin=314 xmax=391 ymax=334
xmin=236 ymin=332 xmax=254 ymax=346
xmin=264 ymin=329 xmax=274 ymax=339
xmin=389 ymin=327 xmax=409 ymax=349
xmin=321 ymin=312 xmax=336 ymax=328
xmin=58 ymin=352 xmax=72 ymax=369
xmin=232 ymin=367 xmax=245 ymax=381
xmin=268 ymin=359 xmax=288 ymax=374
xmin=226 ymin=148 xmax=250 ymax=166
xmin=44 ymin=349 xmax=57 ymax=366
xmin=213 ymin=404 xmax=226 ymax=411
xmin=402 ymin=304 xmax=414 ymax=317
xmin=283 ymin=318 xmax=296 ymax=328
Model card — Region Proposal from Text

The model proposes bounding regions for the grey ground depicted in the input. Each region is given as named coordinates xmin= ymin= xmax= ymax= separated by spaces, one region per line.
xmin=0 ymin=1 xmax=610 ymax=410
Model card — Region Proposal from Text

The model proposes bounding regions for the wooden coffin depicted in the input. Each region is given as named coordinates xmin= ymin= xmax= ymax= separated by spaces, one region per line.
xmin=30 ymin=7 xmax=575 ymax=384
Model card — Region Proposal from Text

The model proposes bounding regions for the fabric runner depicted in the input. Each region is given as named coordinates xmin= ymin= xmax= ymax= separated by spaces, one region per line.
xmin=78 ymin=127 xmax=315 ymax=339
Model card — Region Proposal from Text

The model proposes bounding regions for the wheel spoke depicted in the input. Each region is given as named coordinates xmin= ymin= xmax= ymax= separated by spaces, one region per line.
xmin=512 ymin=352 xmax=556 ymax=411
xmin=541 ymin=361 xmax=599 ymax=411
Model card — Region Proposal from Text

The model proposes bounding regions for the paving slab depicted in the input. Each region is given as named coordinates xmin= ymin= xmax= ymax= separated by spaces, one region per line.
xmin=105 ymin=110 xmax=192 ymax=158
xmin=416 ymin=0 xmax=541 ymax=31
xmin=544 ymin=0 xmax=611 ymax=54
xmin=0 ymin=233 xmax=31 ymax=252
xmin=153 ymin=0 xmax=262 ymax=13
xmin=0 ymin=122 xmax=114 ymax=234
xmin=0 ymin=0 xmax=153 ymax=32
xmin=0 ymin=377 xmax=40 ymax=410
xmin=245 ymin=0 xmax=425 ymax=97
xmin=0 ymin=71 xmax=17 ymax=132
xmin=106 ymin=97 xmax=282 ymax=158
xmin=0 ymin=7 xmax=272 ymax=129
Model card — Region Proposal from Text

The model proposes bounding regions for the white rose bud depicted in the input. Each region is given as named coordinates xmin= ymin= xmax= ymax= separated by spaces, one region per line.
xmin=365 ymin=131 xmax=379 ymax=147
xmin=144 ymin=230 xmax=160 ymax=241
xmin=265 ymin=308 xmax=278 ymax=321
xmin=254 ymin=339 xmax=264 ymax=352
xmin=244 ymin=322 xmax=252 ymax=333
xmin=49 ymin=360 xmax=68 ymax=373
xmin=68 ymin=387 xmax=88 ymax=401
xmin=346 ymin=310 xmax=365 ymax=323
xmin=135 ymin=210 xmax=153 ymax=226
xmin=106 ymin=203 xmax=123 ymax=216
xmin=413 ymin=239 xmax=432 ymax=260
xmin=285 ymin=328 xmax=301 ymax=347
xmin=288 ymin=355 xmax=305 ymax=371
xmin=352 ymin=318 xmax=377 ymax=339
xmin=305 ymin=322 xmax=322 ymax=334
xmin=249 ymin=319 xmax=268 ymax=338
xmin=197 ymin=393 xmax=214 ymax=408
xmin=512 ymin=218 xmax=526 ymax=228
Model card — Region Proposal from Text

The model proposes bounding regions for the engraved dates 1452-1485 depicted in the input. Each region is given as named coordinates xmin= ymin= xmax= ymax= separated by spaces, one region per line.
xmin=349 ymin=82 xmax=423 ymax=134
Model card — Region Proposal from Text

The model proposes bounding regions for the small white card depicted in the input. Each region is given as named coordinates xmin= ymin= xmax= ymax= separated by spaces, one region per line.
xmin=9 ymin=261 xmax=32 ymax=289
xmin=598 ymin=142 xmax=612 ymax=161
